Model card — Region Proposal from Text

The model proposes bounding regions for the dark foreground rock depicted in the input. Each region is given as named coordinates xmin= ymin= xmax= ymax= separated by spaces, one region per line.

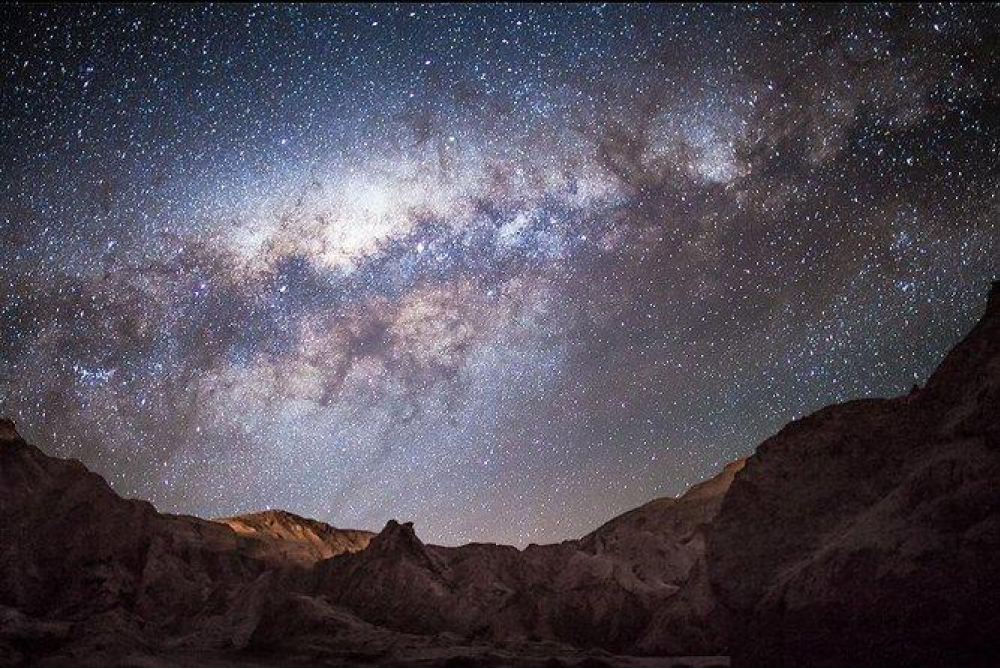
xmin=708 ymin=282 xmax=1000 ymax=665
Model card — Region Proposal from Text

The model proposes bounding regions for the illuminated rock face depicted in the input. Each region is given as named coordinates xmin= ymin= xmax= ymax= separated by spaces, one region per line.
xmin=1 ymin=284 xmax=997 ymax=665
xmin=215 ymin=510 xmax=374 ymax=566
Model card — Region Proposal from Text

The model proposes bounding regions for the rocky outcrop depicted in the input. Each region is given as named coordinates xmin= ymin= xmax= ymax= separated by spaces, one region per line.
xmin=0 ymin=422 xmax=277 ymax=663
xmin=305 ymin=461 xmax=744 ymax=654
xmin=707 ymin=281 xmax=1000 ymax=665
xmin=216 ymin=509 xmax=373 ymax=566
xmin=0 ymin=414 xmax=735 ymax=664
xmin=0 ymin=425 xmax=259 ymax=625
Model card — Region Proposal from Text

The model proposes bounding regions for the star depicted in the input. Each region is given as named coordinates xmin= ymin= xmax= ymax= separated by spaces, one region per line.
xmin=0 ymin=3 xmax=996 ymax=546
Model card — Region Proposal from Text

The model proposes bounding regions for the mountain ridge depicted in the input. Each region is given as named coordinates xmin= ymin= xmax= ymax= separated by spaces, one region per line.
xmin=214 ymin=509 xmax=374 ymax=565
xmin=1 ymin=281 xmax=997 ymax=665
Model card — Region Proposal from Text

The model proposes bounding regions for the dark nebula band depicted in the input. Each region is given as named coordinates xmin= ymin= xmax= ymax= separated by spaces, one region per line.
xmin=0 ymin=4 xmax=997 ymax=546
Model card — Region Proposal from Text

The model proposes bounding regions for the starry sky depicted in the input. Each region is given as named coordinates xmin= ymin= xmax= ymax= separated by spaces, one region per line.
xmin=1 ymin=4 xmax=998 ymax=546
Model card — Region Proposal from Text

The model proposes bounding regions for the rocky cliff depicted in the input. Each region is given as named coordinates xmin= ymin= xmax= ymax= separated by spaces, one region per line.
xmin=708 ymin=282 xmax=1000 ymax=664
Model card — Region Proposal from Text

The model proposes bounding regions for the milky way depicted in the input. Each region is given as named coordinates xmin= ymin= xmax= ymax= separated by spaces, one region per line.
xmin=2 ymin=4 xmax=998 ymax=545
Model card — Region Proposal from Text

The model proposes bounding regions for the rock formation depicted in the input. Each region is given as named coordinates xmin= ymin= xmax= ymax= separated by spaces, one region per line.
xmin=707 ymin=282 xmax=1000 ymax=665
xmin=216 ymin=509 xmax=373 ymax=566
xmin=1 ymin=282 xmax=997 ymax=665
xmin=0 ymin=416 xmax=733 ymax=664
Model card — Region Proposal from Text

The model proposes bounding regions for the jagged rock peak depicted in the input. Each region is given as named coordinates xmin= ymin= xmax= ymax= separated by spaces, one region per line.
xmin=375 ymin=519 xmax=419 ymax=544
xmin=367 ymin=519 xmax=435 ymax=562
xmin=0 ymin=418 xmax=21 ymax=443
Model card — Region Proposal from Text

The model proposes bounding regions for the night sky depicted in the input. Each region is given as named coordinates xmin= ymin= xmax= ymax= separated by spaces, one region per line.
xmin=1 ymin=4 xmax=997 ymax=546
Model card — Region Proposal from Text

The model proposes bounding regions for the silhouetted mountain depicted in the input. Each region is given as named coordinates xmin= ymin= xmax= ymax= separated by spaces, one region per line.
xmin=1 ymin=282 xmax=997 ymax=666
xmin=707 ymin=281 xmax=1000 ymax=665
